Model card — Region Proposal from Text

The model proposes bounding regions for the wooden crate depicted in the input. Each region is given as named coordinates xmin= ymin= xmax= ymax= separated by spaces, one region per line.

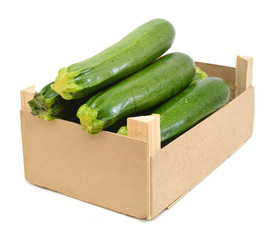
xmin=20 ymin=56 xmax=254 ymax=219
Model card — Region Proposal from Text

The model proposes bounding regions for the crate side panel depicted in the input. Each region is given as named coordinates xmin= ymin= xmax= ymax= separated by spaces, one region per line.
xmin=151 ymin=87 xmax=254 ymax=218
xmin=20 ymin=111 xmax=149 ymax=219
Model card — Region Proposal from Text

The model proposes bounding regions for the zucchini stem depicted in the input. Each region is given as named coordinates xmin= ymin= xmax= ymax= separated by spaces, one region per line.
xmin=51 ymin=68 xmax=82 ymax=100
xmin=77 ymin=104 xmax=105 ymax=134
xmin=28 ymin=93 xmax=55 ymax=121
xmin=117 ymin=126 xmax=127 ymax=136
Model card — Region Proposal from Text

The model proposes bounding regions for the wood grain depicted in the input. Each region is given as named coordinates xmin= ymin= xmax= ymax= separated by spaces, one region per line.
xmin=235 ymin=56 xmax=253 ymax=97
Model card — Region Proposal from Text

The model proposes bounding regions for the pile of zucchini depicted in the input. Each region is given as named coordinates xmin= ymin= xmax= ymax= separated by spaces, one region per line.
xmin=28 ymin=18 xmax=230 ymax=144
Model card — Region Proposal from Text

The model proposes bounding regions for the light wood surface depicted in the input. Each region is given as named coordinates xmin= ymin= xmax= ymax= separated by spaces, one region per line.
xmin=127 ymin=114 xmax=161 ymax=157
xmin=235 ymin=56 xmax=253 ymax=97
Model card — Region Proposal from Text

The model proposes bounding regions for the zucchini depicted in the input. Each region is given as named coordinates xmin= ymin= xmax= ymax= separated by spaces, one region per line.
xmin=106 ymin=107 xmax=157 ymax=133
xmin=28 ymin=82 xmax=87 ymax=121
xmin=51 ymin=19 xmax=175 ymax=100
xmin=117 ymin=125 xmax=128 ymax=136
xmin=156 ymin=77 xmax=230 ymax=143
xmin=116 ymin=66 xmax=208 ymax=136
xmin=77 ymin=52 xmax=195 ymax=134
xmin=117 ymin=77 xmax=230 ymax=144
xmin=190 ymin=66 xmax=208 ymax=86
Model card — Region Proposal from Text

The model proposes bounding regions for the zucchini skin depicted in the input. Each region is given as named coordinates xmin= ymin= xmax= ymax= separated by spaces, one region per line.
xmin=77 ymin=52 xmax=196 ymax=134
xmin=51 ymin=18 xmax=175 ymax=100
xmin=189 ymin=66 xmax=208 ymax=86
xmin=116 ymin=67 xmax=208 ymax=136
xmin=28 ymin=82 xmax=87 ymax=121
xmin=153 ymin=77 xmax=230 ymax=143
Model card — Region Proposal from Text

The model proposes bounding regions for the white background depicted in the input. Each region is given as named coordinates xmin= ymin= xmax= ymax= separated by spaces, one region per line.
xmin=1 ymin=0 xmax=277 ymax=239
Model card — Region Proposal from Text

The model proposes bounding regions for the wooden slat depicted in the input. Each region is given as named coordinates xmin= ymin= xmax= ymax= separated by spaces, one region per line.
xmin=235 ymin=56 xmax=253 ymax=97
xmin=127 ymin=114 xmax=161 ymax=156
xmin=127 ymin=114 xmax=161 ymax=219
xmin=20 ymin=85 xmax=36 ymax=112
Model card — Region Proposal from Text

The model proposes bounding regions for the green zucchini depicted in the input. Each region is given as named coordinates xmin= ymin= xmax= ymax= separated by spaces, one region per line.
xmin=190 ymin=66 xmax=208 ymax=86
xmin=117 ymin=77 xmax=230 ymax=144
xmin=77 ymin=52 xmax=196 ymax=134
xmin=117 ymin=125 xmax=128 ymax=136
xmin=116 ymin=66 xmax=208 ymax=136
xmin=155 ymin=77 xmax=230 ymax=143
xmin=28 ymin=82 xmax=87 ymax=121
xmin=51 ymin=19 xmax=175 ymax=100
